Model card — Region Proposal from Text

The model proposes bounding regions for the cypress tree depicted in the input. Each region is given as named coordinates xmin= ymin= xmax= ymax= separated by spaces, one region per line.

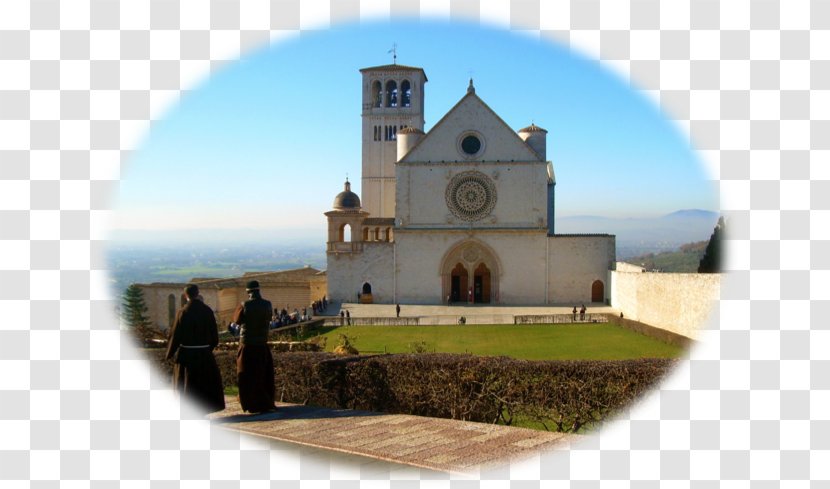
xmin=121 ymin=284 xmax=151 ymax=330
xmin=698 ymin=217 xmax=724 ymax=273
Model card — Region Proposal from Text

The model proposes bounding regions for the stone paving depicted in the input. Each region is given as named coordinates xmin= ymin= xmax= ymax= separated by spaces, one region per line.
xmin=209 ymin=397 xmax=576 ymax=474
xmin=215 ymin=304 xmax=597 ymax=471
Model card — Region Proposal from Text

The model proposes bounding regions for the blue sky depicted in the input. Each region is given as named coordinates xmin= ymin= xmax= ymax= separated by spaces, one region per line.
xmin=115 ymin=21 xmax=716 ymax=238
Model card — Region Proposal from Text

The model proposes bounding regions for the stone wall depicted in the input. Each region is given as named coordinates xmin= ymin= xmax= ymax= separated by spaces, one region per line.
xmin=610 ymin=269 xmax=720 ymax=340
xmin=138 ymin=281 xmax=326 ymax=332
xmin=547 ymin=235 xmax=616 ymax=304
xmin=325 ymin=242 xmax=395 ymax=304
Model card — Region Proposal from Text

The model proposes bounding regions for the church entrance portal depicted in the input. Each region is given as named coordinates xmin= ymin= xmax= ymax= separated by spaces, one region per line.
xmin=450 ymin=263 xmax=468 ymax=303
xmin=473 ymin=263 xmax=491 ymax=303
xmin=441 ymin=241 xmax=500 ymax=304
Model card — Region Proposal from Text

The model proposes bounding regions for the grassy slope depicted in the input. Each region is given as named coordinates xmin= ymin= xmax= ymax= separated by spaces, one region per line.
xmin=298 ymin=322 xmax=684 ymax=360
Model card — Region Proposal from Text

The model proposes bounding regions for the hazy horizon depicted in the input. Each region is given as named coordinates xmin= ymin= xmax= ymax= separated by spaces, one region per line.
xmin=108 ymin=208 xmax=719 ymax=247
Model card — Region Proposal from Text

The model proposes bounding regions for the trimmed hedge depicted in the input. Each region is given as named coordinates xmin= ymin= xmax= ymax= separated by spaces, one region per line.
xmin=146 ymin=349 xmax=675 ymax=432
xmin=273 ymin=353 xmax=676 ymax=433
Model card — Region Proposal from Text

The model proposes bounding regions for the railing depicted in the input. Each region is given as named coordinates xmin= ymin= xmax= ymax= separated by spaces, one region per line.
xmin=316 ymin=314 xmax=610 ymax=327
xmin=322 ymin=317 xmax=420 ymax=326
xmin=514 ymin=314 xmax=608 ymax=325
xmin=327 ymin=241 xmax=363 ymax=253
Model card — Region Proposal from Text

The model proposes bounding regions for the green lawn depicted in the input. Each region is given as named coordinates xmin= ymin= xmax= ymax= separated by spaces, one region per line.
xmin=297 ymin=322 xmax=684 ymax=360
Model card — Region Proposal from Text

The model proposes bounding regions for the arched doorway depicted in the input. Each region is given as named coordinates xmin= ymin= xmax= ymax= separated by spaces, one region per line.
xmin=474 ymin=263 xmax=491 ymax=304
xmin=440 ymin=240 xmax=501 ymax=304
xmin=362 ymin=282 xmax=372 ymax=295
xmin=591 ymin=280 xmax=604 ymax=302
xmin=450 ymin=263 xmax=468 ymax=303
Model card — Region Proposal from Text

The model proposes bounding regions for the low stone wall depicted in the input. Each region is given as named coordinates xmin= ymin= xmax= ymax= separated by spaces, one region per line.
xmin=514 ymin=314 xmax=608 ymax=324
xmin=610 ymin=270 xmax=720 ymax=340
xmin=322 ymin=317 xmax=421 ymax=326
xmin=271 ymin=319 xmax=325 ymax=334
xmin=604 ymin=314 xmax=693 ymax=348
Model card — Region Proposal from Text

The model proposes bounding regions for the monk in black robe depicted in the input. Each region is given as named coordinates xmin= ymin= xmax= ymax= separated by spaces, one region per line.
xmin=166 ymin=284 xmax=225 ymax=412
xmin=233 ymin=280 xmax=277 ymax=413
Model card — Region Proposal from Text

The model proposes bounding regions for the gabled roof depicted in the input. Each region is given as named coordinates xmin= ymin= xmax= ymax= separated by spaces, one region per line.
xmin=399 ymin=88 xmax=544 ymax=164
xmin=192 ymin=267 xmax=324 ymax=289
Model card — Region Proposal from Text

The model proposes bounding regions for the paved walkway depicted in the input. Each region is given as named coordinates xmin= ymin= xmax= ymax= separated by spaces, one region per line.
xmin=317 ymin=302 xmax=618 ymax=325
xmin=209 ymin=397 xmax=576 ymax=474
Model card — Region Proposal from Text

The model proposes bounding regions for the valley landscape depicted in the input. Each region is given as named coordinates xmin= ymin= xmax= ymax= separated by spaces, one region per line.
xmin=107 ymin=209 xmax=719 ymax=295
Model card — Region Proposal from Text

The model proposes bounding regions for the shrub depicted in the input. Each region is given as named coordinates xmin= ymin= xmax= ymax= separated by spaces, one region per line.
xmin=332 ymin=334 xmax=359 ymax=355
xmin=272 ymin=352 xmax=676 ymax=433
xmin=145 ymin=348 xmax=675 ymax=433
xmin=408 ymin=341 xmax=430 ymax=353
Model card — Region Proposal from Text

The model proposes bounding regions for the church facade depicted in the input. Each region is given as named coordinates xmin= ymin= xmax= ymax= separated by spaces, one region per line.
xmin=325 ymin=64 xmax=615 ymax=305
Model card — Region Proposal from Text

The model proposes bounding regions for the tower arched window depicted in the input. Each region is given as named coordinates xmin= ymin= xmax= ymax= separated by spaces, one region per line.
xmin=401 ymin=80 xmax=411 ymax=107
xmin=385 ymin=80 xmax=398 ymax=107
xmin=340 ymin=223 xmax=352 ymax=242
xmin=371 ymin=81 xmax=382 ymax=108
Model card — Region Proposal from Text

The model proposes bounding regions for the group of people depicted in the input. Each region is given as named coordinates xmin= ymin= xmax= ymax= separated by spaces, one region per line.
xmin=166 ymin=280 xmax=278 ymax=414
xmin=339 ymin=309 xmax=351 ymax=325
xmin=270 ymin=307 xmax=301 ymax=329
xmin=224 ymin=295 xmax=329 ymax=336
xmin=572 ymin=304 xmax=587 ymax=322
xmin=311 ymin=296 xmax=328 ymax=315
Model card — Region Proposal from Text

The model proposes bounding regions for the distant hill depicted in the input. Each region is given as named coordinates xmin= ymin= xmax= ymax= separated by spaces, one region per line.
xmin=622 ymin=240 xmax=708 ymax=273
xmin=557 ymin=209 xmax=719 ymax=258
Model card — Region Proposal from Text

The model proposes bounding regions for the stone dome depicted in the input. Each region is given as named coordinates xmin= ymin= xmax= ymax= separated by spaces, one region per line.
xmin=518 ymin=123 xmax=547 ymax=134
xmin=333 ymin=180 xmax=361 ymax=210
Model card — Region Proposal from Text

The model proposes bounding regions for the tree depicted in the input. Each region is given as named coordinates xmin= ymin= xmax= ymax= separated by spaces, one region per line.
xmin=698 ymin=217 xmax=724 ymax=273
xmin=122 ymin=284 xmax=151 ymax=329
xmin=122 ymin=284 xmax=162 ymax=344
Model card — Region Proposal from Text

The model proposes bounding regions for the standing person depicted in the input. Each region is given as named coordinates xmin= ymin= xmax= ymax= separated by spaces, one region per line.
xmin=580 ymin=304 xmax=586 ymax=321
xmin=232 ymin=280 xmax=276 ymax=414
xmin=339 ymin=310 xmax=345 ymax=326
xmin=572 ymin=306 xmax=577 ymax=322
xmin=346 ymin=310 xmax=351 ymax=325
xmin=165 ymin=284 xmax=225 ymax=413
xmin=395 ymin=303 xmax=401 ymax=318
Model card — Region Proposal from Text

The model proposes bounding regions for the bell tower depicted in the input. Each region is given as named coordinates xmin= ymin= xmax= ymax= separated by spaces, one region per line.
xmin=359 ymin=63 xmax=427 ymax=218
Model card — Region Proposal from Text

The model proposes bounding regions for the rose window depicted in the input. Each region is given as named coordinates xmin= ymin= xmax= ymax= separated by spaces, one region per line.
xmin=445 ymin=171 xmax=497 ymax=222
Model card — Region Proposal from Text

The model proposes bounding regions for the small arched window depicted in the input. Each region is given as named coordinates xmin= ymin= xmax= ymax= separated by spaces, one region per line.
xmin=362 ymin=283 xmax=372 ymax=295
xmin=385 ymin=80 xmax=398 ymax=107
xmin=362 ymin=227 xmax=369 ymax=241
xmin=343 ymin=224 xmax=352 ymax=242
xmin=371 ymin=81 xmax=382 ymax=108
xmin=401 ymin=80 xmax=411 ymax=107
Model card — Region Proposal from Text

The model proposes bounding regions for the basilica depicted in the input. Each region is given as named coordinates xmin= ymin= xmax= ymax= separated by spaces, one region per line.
xmin=325 ymin=63 xmax=616 ymax=305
